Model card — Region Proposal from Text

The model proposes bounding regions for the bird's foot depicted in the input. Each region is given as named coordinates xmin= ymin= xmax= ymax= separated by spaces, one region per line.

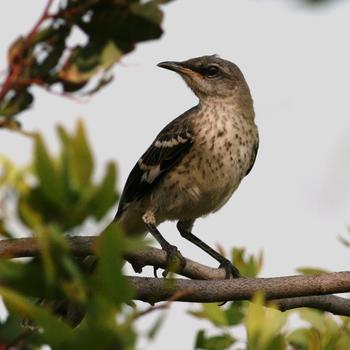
xmin=154 ymin=244 xmax=186 ymax=278
xmin=219 ymin=259 xmax=241 ymax=279
xmin=217 ymin=259 xmax=240 ymax=306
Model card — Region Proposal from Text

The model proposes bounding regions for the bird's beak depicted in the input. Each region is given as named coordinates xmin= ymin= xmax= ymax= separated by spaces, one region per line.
xmin=157 ymin=61 xmax=195 ymax=76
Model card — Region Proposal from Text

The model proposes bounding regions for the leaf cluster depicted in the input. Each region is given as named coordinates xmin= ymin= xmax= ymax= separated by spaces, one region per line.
xmin=0 ymin=224 xmax=141 ymax=350
xmin=190 ymin=250 xmax=350 ymax=350
xmin=0 ymin=0 xmax=172 ymax=120
xmin=0 ymin=122 xmax=145 ymax=349
xmin=21 ymin=121 xmax=117 ymax=230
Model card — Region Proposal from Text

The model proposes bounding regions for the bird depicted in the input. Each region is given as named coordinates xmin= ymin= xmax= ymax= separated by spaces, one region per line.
xmin=114 ymin=55 xmax=259 ymax=278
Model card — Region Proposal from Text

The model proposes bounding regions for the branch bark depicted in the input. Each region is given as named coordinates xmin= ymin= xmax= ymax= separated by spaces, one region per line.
xmin=1 ymin=236 xmax=350 ymax=316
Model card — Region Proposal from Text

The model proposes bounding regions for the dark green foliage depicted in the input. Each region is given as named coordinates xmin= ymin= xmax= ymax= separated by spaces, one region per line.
xmin=190 ymin=252 xmax=350 ymax=350
xmin=231 ymin=248 xmax=263 ymax=278
xmin=0 ymin=89 xmax=34 ymax=118
xmin=92 ymin=224 xmax=135 ymax=305
xmin=195 ymin=330 xmax=235 ymax=350
xmin=18 ymin=121 xmax=118 ymax=230
xmin=0 ymin=223 xmax=141 ymax=349
xmin=0 ymin=0 xmax=172 ymax=120
xmin=0 ymin=122 xmax=140 ymax=348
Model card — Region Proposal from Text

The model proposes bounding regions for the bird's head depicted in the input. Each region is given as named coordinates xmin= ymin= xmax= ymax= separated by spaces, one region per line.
xmin=157 ymin=55 xmax=251 ymax=104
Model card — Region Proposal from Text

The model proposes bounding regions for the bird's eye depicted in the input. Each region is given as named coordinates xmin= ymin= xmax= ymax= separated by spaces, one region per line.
xmin=204 ymin=65 xmax=219 ymax=77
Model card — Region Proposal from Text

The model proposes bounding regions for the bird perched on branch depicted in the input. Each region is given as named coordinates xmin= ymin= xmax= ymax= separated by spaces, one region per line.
xmin=115 ymin=55 xmax=258 ymax=278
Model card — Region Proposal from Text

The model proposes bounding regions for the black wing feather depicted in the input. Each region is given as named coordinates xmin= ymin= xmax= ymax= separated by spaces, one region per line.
xmin=115 ymin=110 xmax=195 ymax=219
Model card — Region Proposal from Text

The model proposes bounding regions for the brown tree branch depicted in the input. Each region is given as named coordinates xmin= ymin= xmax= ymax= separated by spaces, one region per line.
xmin=1 ymin=236 xmax=350 ymax=316
xmin=272 ymin=295 xmax=350 ymax=315
xmin=129 ymin=274 xmax=350 ymax=314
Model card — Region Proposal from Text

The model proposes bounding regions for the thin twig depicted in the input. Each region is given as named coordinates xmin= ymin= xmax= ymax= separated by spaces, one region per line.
xmin=0 ymin=0 xmax=54 ymax=101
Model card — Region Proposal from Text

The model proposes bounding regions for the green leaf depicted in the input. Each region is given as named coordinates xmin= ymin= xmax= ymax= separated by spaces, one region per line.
xmin=70 ymin=120 xmax=94 ymax=188
xmin=100 ymin=41 xmax=122 ymax=69
xmin=71 ymin=325 xmax=123 ymax=350
xmin=34 ymin=134 xmax=64 ymax=207
xmin=296 ymin=267 xmax=330 ymax=275
xmin=232 ymin=248 xmax=263 ymax=278
xmin=31 ymin=25 xmax=71 ymax=79
xmin=58 ymin=43 xmax=102 ymax=84
xmin=195 ymin=330 xmax=235 ymax=350
xmin=58 ymin=120 xmax=91 ymax=192
xmin=224 ymin=301 xmax=245 ymax=326
xmin=190 ymin=304 xmax=228 ymax=327
xmin=131 ymin=1 xmax=164 ymax=25
xmin=0 ymin=286 xmax=73 ymax=347
xmin=35 ymin=226 xmax=56 ymax=288
xmin=0 ymin=259 xmax=46 ymax=297
xmin=287 ymin=328 xmax=309 ymax=349
xmin=16 ymin=122 xmax=118 ymax=230
xmin=2 ymin=0 xmax=170 ymax=120
xmin=89 ymin=161 xmax=118 ymax=220
xmin=93 ymin=223 xmax=134 ymax=306
xmin=35 ymin=225 xmax=87 ymax=302
xmin=57 ymin=124 xmax=73 ymax=198
xmin=202 ymin=304 xmax=228 ymax=326
xmin=298 ymin=309 xmax=325 ymax=332
xmin=245 ymin=293 xmax=287 ymax=350
xmin=79 ymin=4 xmax=163 ymax=53
xmin=0 ymin=314 xmax=23 ymax=344
xmin=147 ymin=313 xmax=166 ymax=340
xmin=0 ymin=89 xmax=34 ymax=118
xmin=59 ymin=41 xmax=121 ymax=86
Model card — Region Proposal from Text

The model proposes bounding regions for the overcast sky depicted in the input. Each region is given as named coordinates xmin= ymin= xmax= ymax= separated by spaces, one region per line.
xmin=1 ymin=0 xmax=350 ymax=348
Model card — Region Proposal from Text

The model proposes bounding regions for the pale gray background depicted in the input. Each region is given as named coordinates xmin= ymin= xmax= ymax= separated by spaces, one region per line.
xmin=1 ymin=0 xmax=350 ymax=348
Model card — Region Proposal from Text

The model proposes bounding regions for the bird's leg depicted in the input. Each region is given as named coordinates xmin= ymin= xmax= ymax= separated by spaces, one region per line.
xmin=146 ymin=223 xmax=186 ymax=277
xmin=177 ymin=220 xmax=241 ymax=278
xmin=143 ymin=212 xmax=186 ymax=277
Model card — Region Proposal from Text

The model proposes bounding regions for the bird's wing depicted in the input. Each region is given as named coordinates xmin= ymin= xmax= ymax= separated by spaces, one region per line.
xmin=115 ymin=113 xmax=194 ymax=219
xmin=245 ymin=138 xmax=259 ymax=176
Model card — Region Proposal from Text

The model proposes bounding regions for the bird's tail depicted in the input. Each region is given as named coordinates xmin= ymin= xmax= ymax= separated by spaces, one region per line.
xmin=113 ymin=209 xmax=147 ymax=236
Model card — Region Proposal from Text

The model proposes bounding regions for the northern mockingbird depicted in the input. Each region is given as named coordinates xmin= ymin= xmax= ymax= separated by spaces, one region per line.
xmin=115 ymin=55 xmax=259 ymax=278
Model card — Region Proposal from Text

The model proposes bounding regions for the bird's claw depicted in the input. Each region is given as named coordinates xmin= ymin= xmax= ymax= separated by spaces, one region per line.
xmin=217 ymin=259 xmax=240 ymax=305
xmin=219 ymin=259 xmax=241 ymax=279
xmin=161 ymin=244 xmax=186 ymax=278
